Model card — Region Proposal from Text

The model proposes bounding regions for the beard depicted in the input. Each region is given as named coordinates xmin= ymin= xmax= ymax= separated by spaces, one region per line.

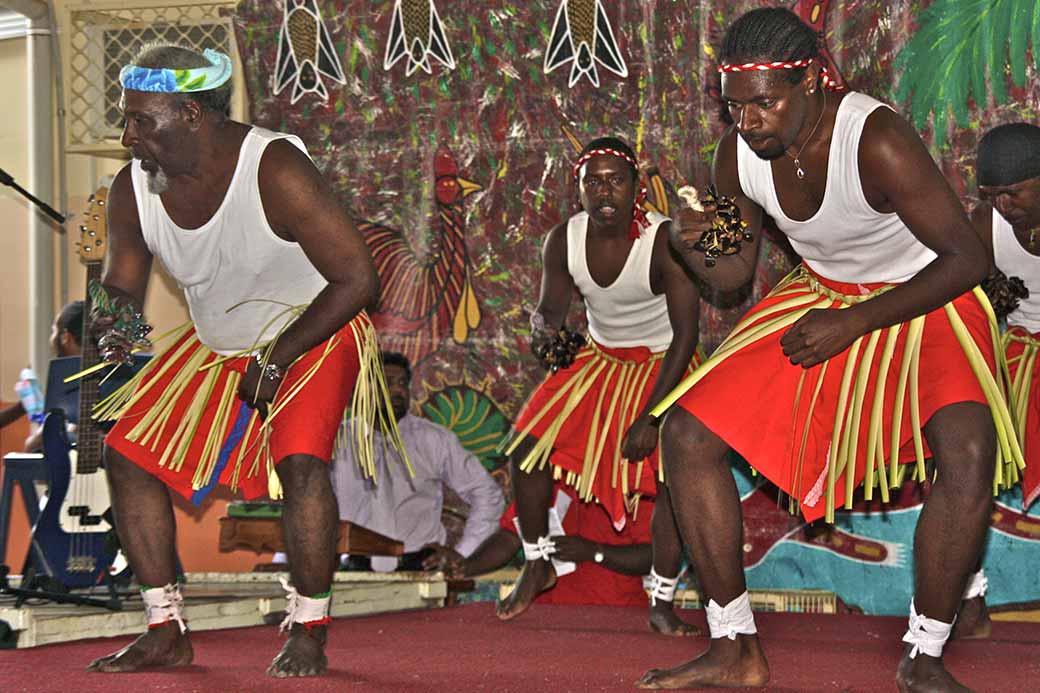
xmin=740 ymin=133 xmax=787 ymax=161
xmin=145 ymin=168 xmax=170 ymax=194
xmin=752 ymin=143 xmax=786 ymax=161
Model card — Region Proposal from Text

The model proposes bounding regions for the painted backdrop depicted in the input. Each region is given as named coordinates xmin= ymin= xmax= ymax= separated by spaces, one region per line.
xmin=232 ymin=0 xmax=1040 ymax=614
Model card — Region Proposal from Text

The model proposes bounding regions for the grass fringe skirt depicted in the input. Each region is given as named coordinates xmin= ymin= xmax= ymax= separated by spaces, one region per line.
xmin=1005 ymin=325 xmax=1040 ymax=509
xmin=96 ymin=310 xmax=406 ymax=501
xmin=505 ymin=341 xmax=701 ymax=527
xmin=654 ymin=265 xmax=1024 ymax=523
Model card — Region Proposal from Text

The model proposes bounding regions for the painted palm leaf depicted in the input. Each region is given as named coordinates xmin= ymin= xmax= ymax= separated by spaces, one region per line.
xmin=420 ymin=384 xmax=510 ymax=469
xmin=894 ymin=0 xmax=1039 ymax=148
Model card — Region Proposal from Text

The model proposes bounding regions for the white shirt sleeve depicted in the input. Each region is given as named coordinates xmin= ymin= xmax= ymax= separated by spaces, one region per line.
xmin=436 ymin=428 xmax=505 ymax=557
xmin=328 ymin=423 xmax=373 ymax=527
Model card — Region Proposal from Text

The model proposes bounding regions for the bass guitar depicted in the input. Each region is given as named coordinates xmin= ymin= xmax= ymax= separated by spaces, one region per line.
xmin=30 ymin=188 xmax=117 ymax=588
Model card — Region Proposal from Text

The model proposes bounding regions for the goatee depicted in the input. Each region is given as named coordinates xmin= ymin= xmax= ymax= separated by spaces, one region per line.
xmin=754 ymin=145 xmax=786 ymax=161
xmin=146 ymin=168 xmax=170 ymax=194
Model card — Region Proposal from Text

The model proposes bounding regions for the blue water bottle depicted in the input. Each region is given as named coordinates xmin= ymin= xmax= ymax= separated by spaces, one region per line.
xmin=14 ymin=367 xmax=45 ymax=423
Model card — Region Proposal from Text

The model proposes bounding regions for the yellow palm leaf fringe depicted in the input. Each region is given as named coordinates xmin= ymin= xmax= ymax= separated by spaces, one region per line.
xmin=1004 ymin=328 xmax=1039 ymax=486
xmin=792 ymin=361 xmax=829 ymax=514
xmin=91 ymin=322 xmax=195 ymax=421
xmin=649 ymin=266 xmax=1024 ymax=521
xmin=62 ymin=321 xmax=195 ymax=386
xmin=342 ymin=317 xmax=412 ymax=484
xmin=93 ymin=308 xmax=406 ymax=497
xmin=504 ymin=342 xmax=698 ymax=510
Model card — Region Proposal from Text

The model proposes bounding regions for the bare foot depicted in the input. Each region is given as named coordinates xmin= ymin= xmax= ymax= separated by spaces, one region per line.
xmin=951 ymin=597 xmax=991 ymax=640
xmin=896 ymin=651 xmax=974 ymax=692
xmin=495 ymin=559 xmax=556 ymax=621
xmin=267 ymin=623 xmax=328 ymax=678
xmin=87 ymin=621 xmax=193 ymax=673
xmin=648 ymin=601 xmax=701 ymax=637
xmin=635 ymin=634 xmax=769 ymax=689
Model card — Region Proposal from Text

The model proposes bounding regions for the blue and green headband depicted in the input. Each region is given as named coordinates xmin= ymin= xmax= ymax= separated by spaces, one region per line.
xmin=119 ymin=48 xmax=232 ymax=93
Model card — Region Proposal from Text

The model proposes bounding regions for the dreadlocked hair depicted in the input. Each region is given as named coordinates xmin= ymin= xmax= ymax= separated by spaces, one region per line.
xmin=580 ymin=136 xmax=638 ymax=180
xmin=720 ymin=7 xmax=820 ymax=86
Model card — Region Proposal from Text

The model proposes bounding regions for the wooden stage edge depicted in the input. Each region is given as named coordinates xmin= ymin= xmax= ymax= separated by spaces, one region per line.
xmin=0 ymin=571 xmax=447 ymax=649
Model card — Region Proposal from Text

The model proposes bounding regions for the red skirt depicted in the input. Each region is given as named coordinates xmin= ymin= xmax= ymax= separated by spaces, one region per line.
xmin=499 ymin=483 xmax=653 ymax=607
xmin=507 ymin=341 xmax=701 ymax=528
xmin=101 ymin=313 xmax=380 ymax=501
xmin=664 ymin=265 xmax=1021 ymax=523
xmin=1005 ymin=325 xmax=1039 ymax=508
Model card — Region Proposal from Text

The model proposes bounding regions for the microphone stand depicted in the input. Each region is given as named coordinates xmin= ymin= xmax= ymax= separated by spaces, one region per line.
xmin=0 ymin=167 xmax=66 ymax=228
xmin=0 ymin=169 xmax=121 ymax=634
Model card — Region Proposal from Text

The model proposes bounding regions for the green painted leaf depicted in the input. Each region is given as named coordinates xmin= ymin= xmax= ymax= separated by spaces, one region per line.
xmin=894 ymin=0 xmax=1036 ymax=148
xmin=420 ymin=384 xmax=511 ymax=468
xmin=1009 ymin=1 xmax=1030 ymax=85
xmin=988 ymin=1 xmax=1012 ymax=105
xmin=935 ymin=106 xmax=950 ymax=150
xmin=970 ymin=11 xmax=990 ymax=115
xmin=1033 ymin=1 xmax=1040 ymax=72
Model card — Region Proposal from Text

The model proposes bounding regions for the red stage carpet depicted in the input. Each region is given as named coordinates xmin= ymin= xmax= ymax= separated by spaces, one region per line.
xmin=1 ymin=603 xmax=1037 ymax=691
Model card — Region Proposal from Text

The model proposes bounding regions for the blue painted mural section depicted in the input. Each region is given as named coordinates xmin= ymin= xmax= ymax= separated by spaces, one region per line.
xmin=736 ymin=459 xmax=1040 ymax=616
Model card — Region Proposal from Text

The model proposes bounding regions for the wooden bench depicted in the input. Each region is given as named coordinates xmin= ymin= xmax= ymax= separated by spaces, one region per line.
xmin=218 ymin=517 xmax=404 ymax=556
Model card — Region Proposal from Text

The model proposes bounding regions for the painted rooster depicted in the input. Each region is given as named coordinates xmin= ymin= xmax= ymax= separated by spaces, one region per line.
xmin=360 ymin=147 xmax=482 ymax=365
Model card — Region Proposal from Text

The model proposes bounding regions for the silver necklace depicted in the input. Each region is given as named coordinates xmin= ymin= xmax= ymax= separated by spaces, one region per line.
xmin=788 ymin=92 xmax=826 ymax=180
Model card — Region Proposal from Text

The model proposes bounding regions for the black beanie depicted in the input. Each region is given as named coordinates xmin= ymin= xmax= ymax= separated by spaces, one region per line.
xmin=977 ymin=123 xmax=1040 ymax=187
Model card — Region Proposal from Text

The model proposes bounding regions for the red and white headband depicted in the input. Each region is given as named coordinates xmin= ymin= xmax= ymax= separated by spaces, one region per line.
xmin=572 ymin=147 xmax=640 ymax=180
xmin=717 ymin=58 xmax=845 ymax=91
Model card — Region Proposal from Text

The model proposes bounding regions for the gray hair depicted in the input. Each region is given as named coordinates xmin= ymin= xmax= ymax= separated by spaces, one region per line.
xmin=130 ymin=43 xmax=232 ymax=116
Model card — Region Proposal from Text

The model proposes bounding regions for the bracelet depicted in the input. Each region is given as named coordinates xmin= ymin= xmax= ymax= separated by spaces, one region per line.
xmin=254 ymin=353 xmax=286 ymax=382
xmin=981 ymin=269 xmax=1029 ymax=321
xmin=88 ymin=279 xmax=153 ymax=348
xmin=691 ymin=185 xmax=753 ymax=267
xmin=532 ymin=326 xmax=586 ymax=373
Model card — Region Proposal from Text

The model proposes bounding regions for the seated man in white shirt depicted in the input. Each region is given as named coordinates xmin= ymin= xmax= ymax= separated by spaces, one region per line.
xmin=331 ymin=351 xmax=504 ymax=571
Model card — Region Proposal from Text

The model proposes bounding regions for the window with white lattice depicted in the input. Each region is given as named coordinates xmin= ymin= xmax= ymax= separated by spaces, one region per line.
xmin=62 ymin=1 xmax=241 ymax=155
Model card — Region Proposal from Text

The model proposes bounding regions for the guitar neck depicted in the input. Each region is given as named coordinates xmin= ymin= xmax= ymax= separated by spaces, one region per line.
xmin=76 ymin=262 xmax=105 ymax=474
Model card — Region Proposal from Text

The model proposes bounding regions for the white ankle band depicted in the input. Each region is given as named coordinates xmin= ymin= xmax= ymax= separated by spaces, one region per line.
xmin=705 ymin=591 xmax=757 ymax=640
xmin=962 ymin=569 xmax=988 ymax=600
xmin=645 ymin=568 xmax=678 ymax=606
xmin=278 ymin=577 xmax=331 ymax=633
xmin=142 ymin=583 xmax=188 ymax=634
xmin=521 ymin=535 xmax=557 ymax=562
xmin=902 ymin=599 xmax=953 ymax=659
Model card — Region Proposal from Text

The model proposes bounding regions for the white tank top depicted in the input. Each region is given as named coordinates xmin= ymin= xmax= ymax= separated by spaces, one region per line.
xmin=737 ymin=91 xmax=937 ymax=284
xmin=993 ymin=208 xmax=1040 ymax=333
xmin=131 ymin=127 xmax=328 ymax=355
xmin=566 ymin=211 xmax=673 ymax=352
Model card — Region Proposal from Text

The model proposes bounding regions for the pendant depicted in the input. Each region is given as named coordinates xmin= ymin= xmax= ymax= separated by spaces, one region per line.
xmin=794 ymin=159 xmax=805 ymax=179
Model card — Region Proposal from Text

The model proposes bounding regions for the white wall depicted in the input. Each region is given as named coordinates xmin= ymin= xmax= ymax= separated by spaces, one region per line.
xmin=0 ymin=35 xmax=31 ymax=394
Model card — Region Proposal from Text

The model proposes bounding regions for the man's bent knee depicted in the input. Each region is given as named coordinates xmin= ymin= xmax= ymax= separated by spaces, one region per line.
xmin=103 ymin=445 xmax=159 ymax=487
xmin=928 ymin=402 xmax=996 ymax=495
xmin=660 ymin=408 xmax=726 ymax=470
xmin=276 ymin=454 xmax=330 ymax=495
